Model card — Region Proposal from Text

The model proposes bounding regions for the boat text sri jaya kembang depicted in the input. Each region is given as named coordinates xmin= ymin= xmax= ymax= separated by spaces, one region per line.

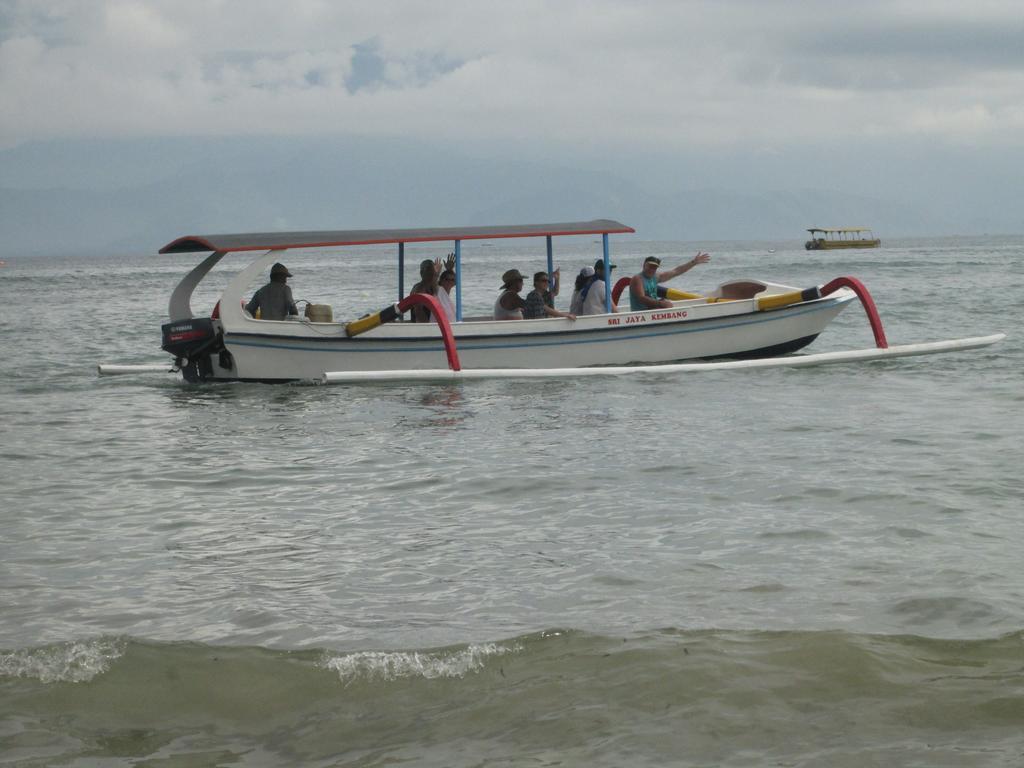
xmin=97 ymin=219 xmax=1003 ymax=383
xmin=805 ymin=228 xmax=881 ymax=250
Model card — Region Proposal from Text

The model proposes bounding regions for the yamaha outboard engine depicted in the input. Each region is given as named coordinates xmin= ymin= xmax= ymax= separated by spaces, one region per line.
xmin=161 ymin=318 xmax=223 ymax=382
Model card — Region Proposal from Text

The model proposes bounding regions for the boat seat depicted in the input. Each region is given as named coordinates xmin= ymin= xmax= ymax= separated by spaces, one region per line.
xmin=717 ymin=281 xmax=767 ymax=300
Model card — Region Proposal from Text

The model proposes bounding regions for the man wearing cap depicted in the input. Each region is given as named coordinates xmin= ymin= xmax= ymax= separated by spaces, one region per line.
xmin=629 ymin=252 xmax=711 ymax=311
xmin=580 ymin=259 xmax=618 ymax=315
xmin=245 ymin=262 xmax=298 ymax=321
xmin=494 ymin=269 xmax=527 ymax=320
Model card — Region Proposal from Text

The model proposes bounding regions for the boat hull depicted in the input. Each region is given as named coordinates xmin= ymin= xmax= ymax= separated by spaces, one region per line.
xmin=194 ymin=293 xmax=855 ymax=382
xmin=805 ymin=239 xmax=881 ymax=250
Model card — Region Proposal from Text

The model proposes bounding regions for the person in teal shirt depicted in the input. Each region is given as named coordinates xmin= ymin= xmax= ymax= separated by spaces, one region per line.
xmin=628 ymin=252 xmax=710 ymax=311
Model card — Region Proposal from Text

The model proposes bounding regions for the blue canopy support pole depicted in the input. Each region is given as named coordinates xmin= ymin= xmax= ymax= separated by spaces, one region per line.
xmin=546 ymin=235 xmax=554 ymax=287
xmin=455 ymin=239 xmax=463 ymax=321
xmin=398 ymin=242 xmax=405 ymax=302
xmin=603 ymin=233 xmax=612 ymax=313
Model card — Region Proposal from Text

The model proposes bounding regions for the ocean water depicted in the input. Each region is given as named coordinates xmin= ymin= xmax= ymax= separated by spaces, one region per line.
xmin=0 ymin=235 xmax=1021 ymax=766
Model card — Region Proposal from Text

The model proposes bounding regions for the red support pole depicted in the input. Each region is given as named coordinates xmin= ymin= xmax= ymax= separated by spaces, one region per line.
xmin=820 ymin=276 xmax=889 ymax=349
xmin=397 ymin=294 xmax=462 ymax=371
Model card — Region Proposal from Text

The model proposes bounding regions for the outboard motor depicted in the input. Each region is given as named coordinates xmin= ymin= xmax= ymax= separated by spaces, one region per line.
xmin=161 ymin=317 xmax=223 ymax=382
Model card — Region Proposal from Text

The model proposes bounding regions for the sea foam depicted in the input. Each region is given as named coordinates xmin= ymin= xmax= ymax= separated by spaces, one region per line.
xmin=321 ymin=642 xmax=516 ymax=683
xmin=0 ymin=637 xmax=125 ymax=684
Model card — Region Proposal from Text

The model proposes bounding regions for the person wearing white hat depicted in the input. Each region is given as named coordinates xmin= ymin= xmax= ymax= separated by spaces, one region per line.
xmin=581 ymin=259 xmax=618 ymax=315
xmin=245 ymin=262 xmax=298 ymax=321
xmin=569 ymin=266 xmax=594 ymax=315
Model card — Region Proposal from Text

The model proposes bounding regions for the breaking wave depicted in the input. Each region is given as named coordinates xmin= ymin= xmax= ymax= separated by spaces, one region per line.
xmin=0 ymin=636 xmax=125 ymax=684
xmin=3 ymin=629 xmax=1024 ymax=765
xmin=321 ymin=641 xmax=518 ymax=682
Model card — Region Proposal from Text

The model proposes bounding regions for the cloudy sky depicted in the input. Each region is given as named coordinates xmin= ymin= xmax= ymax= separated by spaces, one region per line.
xmin=2 ymin=1 xmax=1023 ymax=247
xmin=3 ymin=0 xmax=1022 ymax=150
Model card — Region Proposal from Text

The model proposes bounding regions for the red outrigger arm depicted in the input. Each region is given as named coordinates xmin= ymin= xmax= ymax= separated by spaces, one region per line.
xmin=344 ymin=293 xmax=461 ymax=371
xmin=821 ymin=276 xmax=888 ymax=349
xmin=396 ymin=294 xmax=461 ymax=371
xmin=611 ymin=277 xmax=631 ymax=305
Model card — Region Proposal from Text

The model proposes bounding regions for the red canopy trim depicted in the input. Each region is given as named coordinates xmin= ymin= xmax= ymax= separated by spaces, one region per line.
xmin=160 ymin=220 xmax=635 ymax=254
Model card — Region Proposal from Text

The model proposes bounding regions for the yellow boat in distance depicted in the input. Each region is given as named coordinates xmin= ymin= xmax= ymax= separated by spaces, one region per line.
xmin=805 ymin=228 xmax=881 ymax=250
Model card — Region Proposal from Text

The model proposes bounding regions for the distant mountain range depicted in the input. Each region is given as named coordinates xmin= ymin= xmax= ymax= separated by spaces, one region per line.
xmin=1 ymin=136 xmax=1019 ymax=257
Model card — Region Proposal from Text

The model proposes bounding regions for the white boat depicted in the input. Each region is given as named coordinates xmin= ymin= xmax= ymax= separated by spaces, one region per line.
xmin=144 ymin=220 xmax=990 ymax=383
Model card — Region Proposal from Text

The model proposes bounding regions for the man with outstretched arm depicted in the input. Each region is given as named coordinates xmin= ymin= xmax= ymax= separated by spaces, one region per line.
xmin=628 ymin=252 xmax=710 ymax=311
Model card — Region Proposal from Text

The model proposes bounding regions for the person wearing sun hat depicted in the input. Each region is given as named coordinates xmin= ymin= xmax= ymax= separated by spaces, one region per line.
xmin=493 ymin=268 xmax=528 ymax=320
xmin=629 ymin=252 xmax=711 ymax=311
xmin=245 ymin=262 xmax=298 ymax=320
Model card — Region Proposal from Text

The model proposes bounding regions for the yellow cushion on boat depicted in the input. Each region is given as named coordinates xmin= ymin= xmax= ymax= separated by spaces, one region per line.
xmin=345 ymin=313 xmax=382 ymax=337
xmin=757 ymin=291 xmax=804 ymax=311
xmin=664 ymin=288 xmax=703 ymax=301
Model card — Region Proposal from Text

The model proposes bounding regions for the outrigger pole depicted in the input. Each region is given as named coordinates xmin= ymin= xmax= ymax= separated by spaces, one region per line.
xmin=97 ymin=334 xmax=1005 ymax=378
xmin=318 ymin=335 xmax=1006 ymax=382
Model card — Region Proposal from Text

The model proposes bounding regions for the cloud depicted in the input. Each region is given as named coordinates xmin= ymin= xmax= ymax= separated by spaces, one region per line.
xmin=1 ymin=0 xmax=1023 ymax=150
xmin=102 ymin=1 xmax=183 ymax=48
xmin=344 ymin=37 xmax=464 ymax=94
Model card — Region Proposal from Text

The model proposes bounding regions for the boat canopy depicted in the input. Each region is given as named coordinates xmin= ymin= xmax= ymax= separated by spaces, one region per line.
xmin=807 ymin=228 xmax=873 ymax=234
xmin=160 ymin=219 xmax=634 ymax=254
xmin=161 ymin=218 xmax=634 ymax=320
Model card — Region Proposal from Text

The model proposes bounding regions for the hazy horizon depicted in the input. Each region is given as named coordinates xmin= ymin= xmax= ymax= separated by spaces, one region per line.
xmin=2 ymin=2 xmax=1023 ymax=255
